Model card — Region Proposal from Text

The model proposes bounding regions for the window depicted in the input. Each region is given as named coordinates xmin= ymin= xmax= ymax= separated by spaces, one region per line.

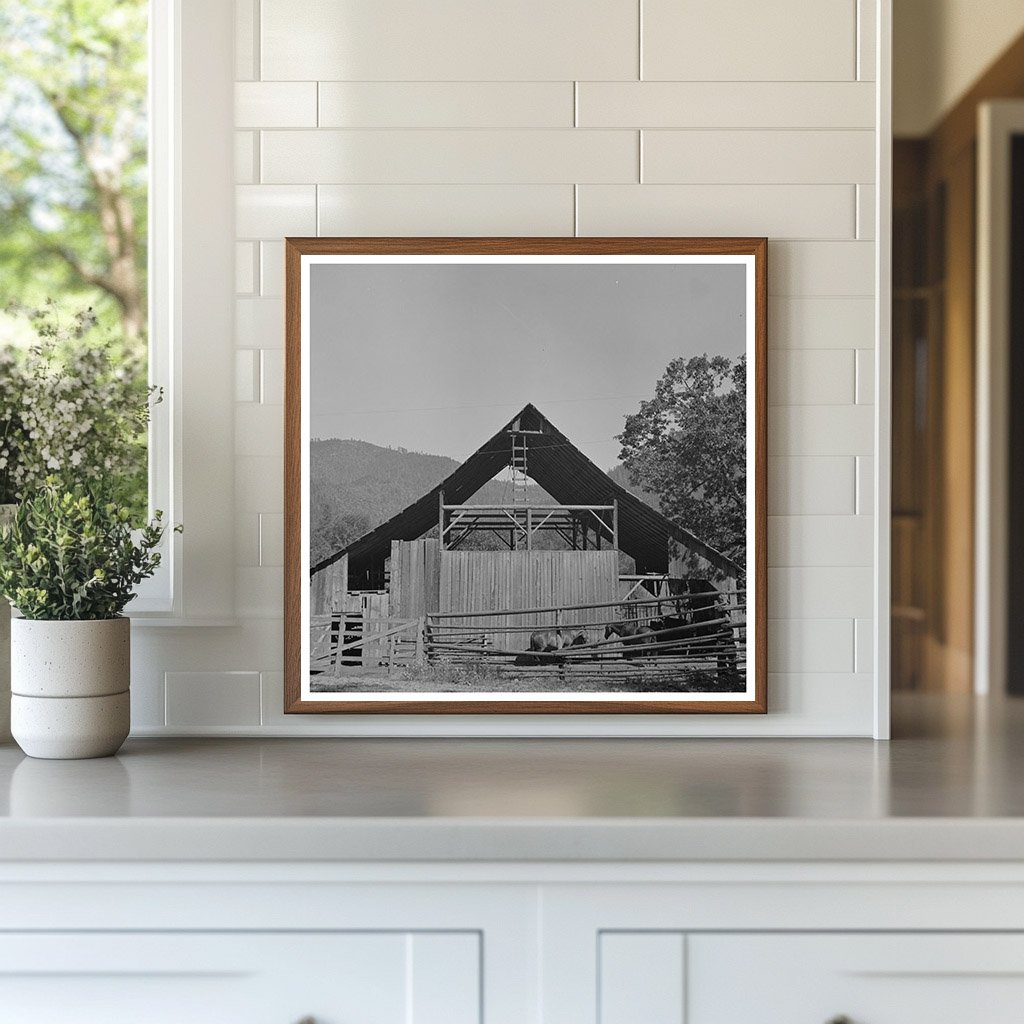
xmin=1 ymin=0 xmax=236 ymax=621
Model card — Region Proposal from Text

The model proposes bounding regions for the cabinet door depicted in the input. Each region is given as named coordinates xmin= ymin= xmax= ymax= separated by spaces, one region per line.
xmin=0 ymin=932 xmax=480 ymax=1024
xmin=689 ymin=934 xmax=1024 ymax=1024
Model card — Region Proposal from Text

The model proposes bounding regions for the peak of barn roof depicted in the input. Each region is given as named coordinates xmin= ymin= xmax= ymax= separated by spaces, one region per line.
xmin=311 ymin=403 xmax=741 ymax=579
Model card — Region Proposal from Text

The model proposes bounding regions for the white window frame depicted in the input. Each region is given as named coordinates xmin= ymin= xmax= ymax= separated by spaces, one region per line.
xmin=128 ymin=0 xmax=236 ymax=624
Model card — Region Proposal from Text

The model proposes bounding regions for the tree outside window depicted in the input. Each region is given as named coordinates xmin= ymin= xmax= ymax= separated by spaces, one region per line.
xmin=0 ymin=0 xmax=149 ymax=515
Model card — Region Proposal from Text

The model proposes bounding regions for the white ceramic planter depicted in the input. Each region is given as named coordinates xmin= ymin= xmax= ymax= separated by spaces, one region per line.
xmin=10 ymin=617 xmax=130 ymax=759
xmin=0 ymin=502 xmax=15 ymax=744
xmin=11 ymin=692 xmax=130 ymax=760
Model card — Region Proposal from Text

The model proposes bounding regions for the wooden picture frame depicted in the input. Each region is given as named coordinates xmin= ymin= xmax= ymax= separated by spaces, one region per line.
xmin=285 ymin=238 xmax=767 ymax=714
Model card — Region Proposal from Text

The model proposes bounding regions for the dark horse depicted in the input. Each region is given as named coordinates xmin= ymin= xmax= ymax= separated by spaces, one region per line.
xmin=604 ymin=620 xmax=651 ymax=658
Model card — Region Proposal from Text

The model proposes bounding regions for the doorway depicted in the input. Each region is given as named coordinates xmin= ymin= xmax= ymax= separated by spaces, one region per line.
xmin=891 ymin=25 xmax=1024 ymax=695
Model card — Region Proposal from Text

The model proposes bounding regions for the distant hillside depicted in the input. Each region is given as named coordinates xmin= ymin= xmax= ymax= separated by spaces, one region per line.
xmin=310 ymin=438 xmax=551 ymax=563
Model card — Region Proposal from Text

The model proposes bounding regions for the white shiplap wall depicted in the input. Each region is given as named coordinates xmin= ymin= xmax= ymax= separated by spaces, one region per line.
xmin=133 ymin=0 xmax=885 ymax=737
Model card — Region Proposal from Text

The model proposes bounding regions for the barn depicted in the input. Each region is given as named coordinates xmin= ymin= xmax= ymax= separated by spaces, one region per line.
xmin=309 ymin=404 xmax=742 ymax=674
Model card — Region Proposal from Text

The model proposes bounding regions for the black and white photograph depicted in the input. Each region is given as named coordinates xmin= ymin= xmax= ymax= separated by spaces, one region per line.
xmin=285 ymin=238 xmax=766 ymax=714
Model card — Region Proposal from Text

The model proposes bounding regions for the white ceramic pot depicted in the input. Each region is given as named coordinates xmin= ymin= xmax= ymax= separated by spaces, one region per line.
xmin=0 ymin=502 xmax=15 ymax=744
xmin=10 ymin=617 xmax=130 ymax=759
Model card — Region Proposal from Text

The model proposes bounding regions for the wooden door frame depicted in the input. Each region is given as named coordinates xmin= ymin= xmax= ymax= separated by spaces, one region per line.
xmin=975 ymin=100 xmax=1024 ymax=696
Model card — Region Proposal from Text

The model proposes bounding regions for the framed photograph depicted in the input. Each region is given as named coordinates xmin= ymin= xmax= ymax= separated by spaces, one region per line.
xmin=284 ymin=238 xmax=766 ymax=714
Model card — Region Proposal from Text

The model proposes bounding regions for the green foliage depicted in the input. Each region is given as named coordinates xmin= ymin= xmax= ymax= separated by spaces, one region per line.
xmin=617 ymin=354 xmax=747 ymax=568
xmin=0 ymin=0 xmax=148 ymax=343
xmin=0 ymin=301 xmax=155 ymax=517
xmin=0 ymin=478 xmax=172 ymax=620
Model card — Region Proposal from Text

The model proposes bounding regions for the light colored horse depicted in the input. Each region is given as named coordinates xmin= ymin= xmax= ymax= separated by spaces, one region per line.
xmin=529 ymin=629 xmax=565 ymax=653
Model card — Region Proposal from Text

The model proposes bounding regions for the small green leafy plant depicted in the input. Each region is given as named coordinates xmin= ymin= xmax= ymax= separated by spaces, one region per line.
xmin=0 ymin=479 xmax=174 ymax=620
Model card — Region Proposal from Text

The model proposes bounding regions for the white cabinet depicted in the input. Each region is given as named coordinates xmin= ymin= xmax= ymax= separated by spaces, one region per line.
xmin=599 ymin=932 xmax=686 ymax=1024
xmin=540 ymin=869 xmax=1024 ymax=1023
xmin=0 ymin=872 xmax=537 ymax=1024
xmin=4 ymin=862 xmax=1024 ymax=1023
xmin=598 ymin=933 xmax=1024 ymax=1024
xmin=0 ymin=932 xmax=480 ymax=1024
xmin=7 ymin=926 xmax=1024 ymax=1024
xmin=689 ymin=934 xmax=1024 ymax=1024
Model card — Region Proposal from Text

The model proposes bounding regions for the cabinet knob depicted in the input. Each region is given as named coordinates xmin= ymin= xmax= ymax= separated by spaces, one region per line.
xmin=294 ymin=1018 xmax=316 ymax=1024
xmin=826 ymin=1017 xmax=854 ymax=1024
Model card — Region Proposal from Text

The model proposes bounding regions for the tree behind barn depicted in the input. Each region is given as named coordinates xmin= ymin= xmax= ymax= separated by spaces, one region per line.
xmin=617 ymin=354 xmax=746 ymax=567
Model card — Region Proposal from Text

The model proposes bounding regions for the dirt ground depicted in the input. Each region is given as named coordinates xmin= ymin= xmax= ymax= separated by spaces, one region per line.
xmin=309 ymin=660 xmax=746 ymax=694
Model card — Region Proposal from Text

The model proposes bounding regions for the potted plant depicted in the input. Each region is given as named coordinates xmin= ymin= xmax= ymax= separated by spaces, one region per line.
xmin=0 ymin=302 xmax=156 ymax=746
xmin=0 ymin=480 xmax=170 ymax=758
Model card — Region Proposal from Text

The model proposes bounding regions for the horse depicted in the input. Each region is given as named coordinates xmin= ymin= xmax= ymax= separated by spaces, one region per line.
xmin=604 ymin=620 xmax=651 ymax=658
xmin=510 ymin=628 xmax=563 ymax=666
xmin=604 ymin=620 xmax=646 ymax=641
xmin=529 ymin=629 xmax=566 ymax=653
xmin=514 ymin=628 xmax=587 ymax=666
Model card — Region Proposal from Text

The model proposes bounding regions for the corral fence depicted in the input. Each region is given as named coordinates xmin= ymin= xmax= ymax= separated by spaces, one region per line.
xmin=311 ymin=588 xmax=746 ymax=683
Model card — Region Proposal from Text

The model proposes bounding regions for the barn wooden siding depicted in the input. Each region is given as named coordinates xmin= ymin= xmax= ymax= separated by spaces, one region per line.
xmin=389 ymin=539 xmax=441 ymax=619
xmin=438 ymin=549 xmax=619 ymax=650
xmin=310 ymin=552 xmax=347 ymax=615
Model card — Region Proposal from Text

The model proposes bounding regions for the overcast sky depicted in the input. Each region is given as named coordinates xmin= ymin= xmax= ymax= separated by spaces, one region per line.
xmin=310 ymin=261 xmax=746 ymax=468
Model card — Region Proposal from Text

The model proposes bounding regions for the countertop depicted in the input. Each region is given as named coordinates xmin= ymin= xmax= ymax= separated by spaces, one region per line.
xmin=1 ymin=693 xmax=1023 ymax=862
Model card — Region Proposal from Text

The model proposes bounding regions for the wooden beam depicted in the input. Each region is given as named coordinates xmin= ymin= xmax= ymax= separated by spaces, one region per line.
xmin=440 ymin=503 xmax=615 ymax=512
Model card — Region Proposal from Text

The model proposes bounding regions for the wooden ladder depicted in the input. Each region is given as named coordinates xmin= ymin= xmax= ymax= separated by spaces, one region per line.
xmin=510 ymin=431 xmax=529 ymax=506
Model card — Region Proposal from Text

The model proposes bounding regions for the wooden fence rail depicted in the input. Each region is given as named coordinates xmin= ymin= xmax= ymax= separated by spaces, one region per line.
xmin=427 ymin=606 xmax=748 ymax=636
xmin=310 ymin=592 xmax=745 ymax=678
xmin=425 ymin=589 xmax=744 ymax=620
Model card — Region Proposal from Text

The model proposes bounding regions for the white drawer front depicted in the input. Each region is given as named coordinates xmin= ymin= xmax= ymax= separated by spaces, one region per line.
xmin=0 ymin=932 xmax=480 ymax=1024
xmin=688 ymin=934 xmax=1024 ymax=1024
xmin=599 ymin=933 xmax=685 ymax=1024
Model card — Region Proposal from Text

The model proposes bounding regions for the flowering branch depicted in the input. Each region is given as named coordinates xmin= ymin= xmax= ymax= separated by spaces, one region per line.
xmin=0 ymin=301 xmax=156 ymax=515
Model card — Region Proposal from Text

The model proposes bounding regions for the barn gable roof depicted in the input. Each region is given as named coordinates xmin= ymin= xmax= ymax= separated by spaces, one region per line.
xmin=311 ymin=403 xmax=741 ymax=579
